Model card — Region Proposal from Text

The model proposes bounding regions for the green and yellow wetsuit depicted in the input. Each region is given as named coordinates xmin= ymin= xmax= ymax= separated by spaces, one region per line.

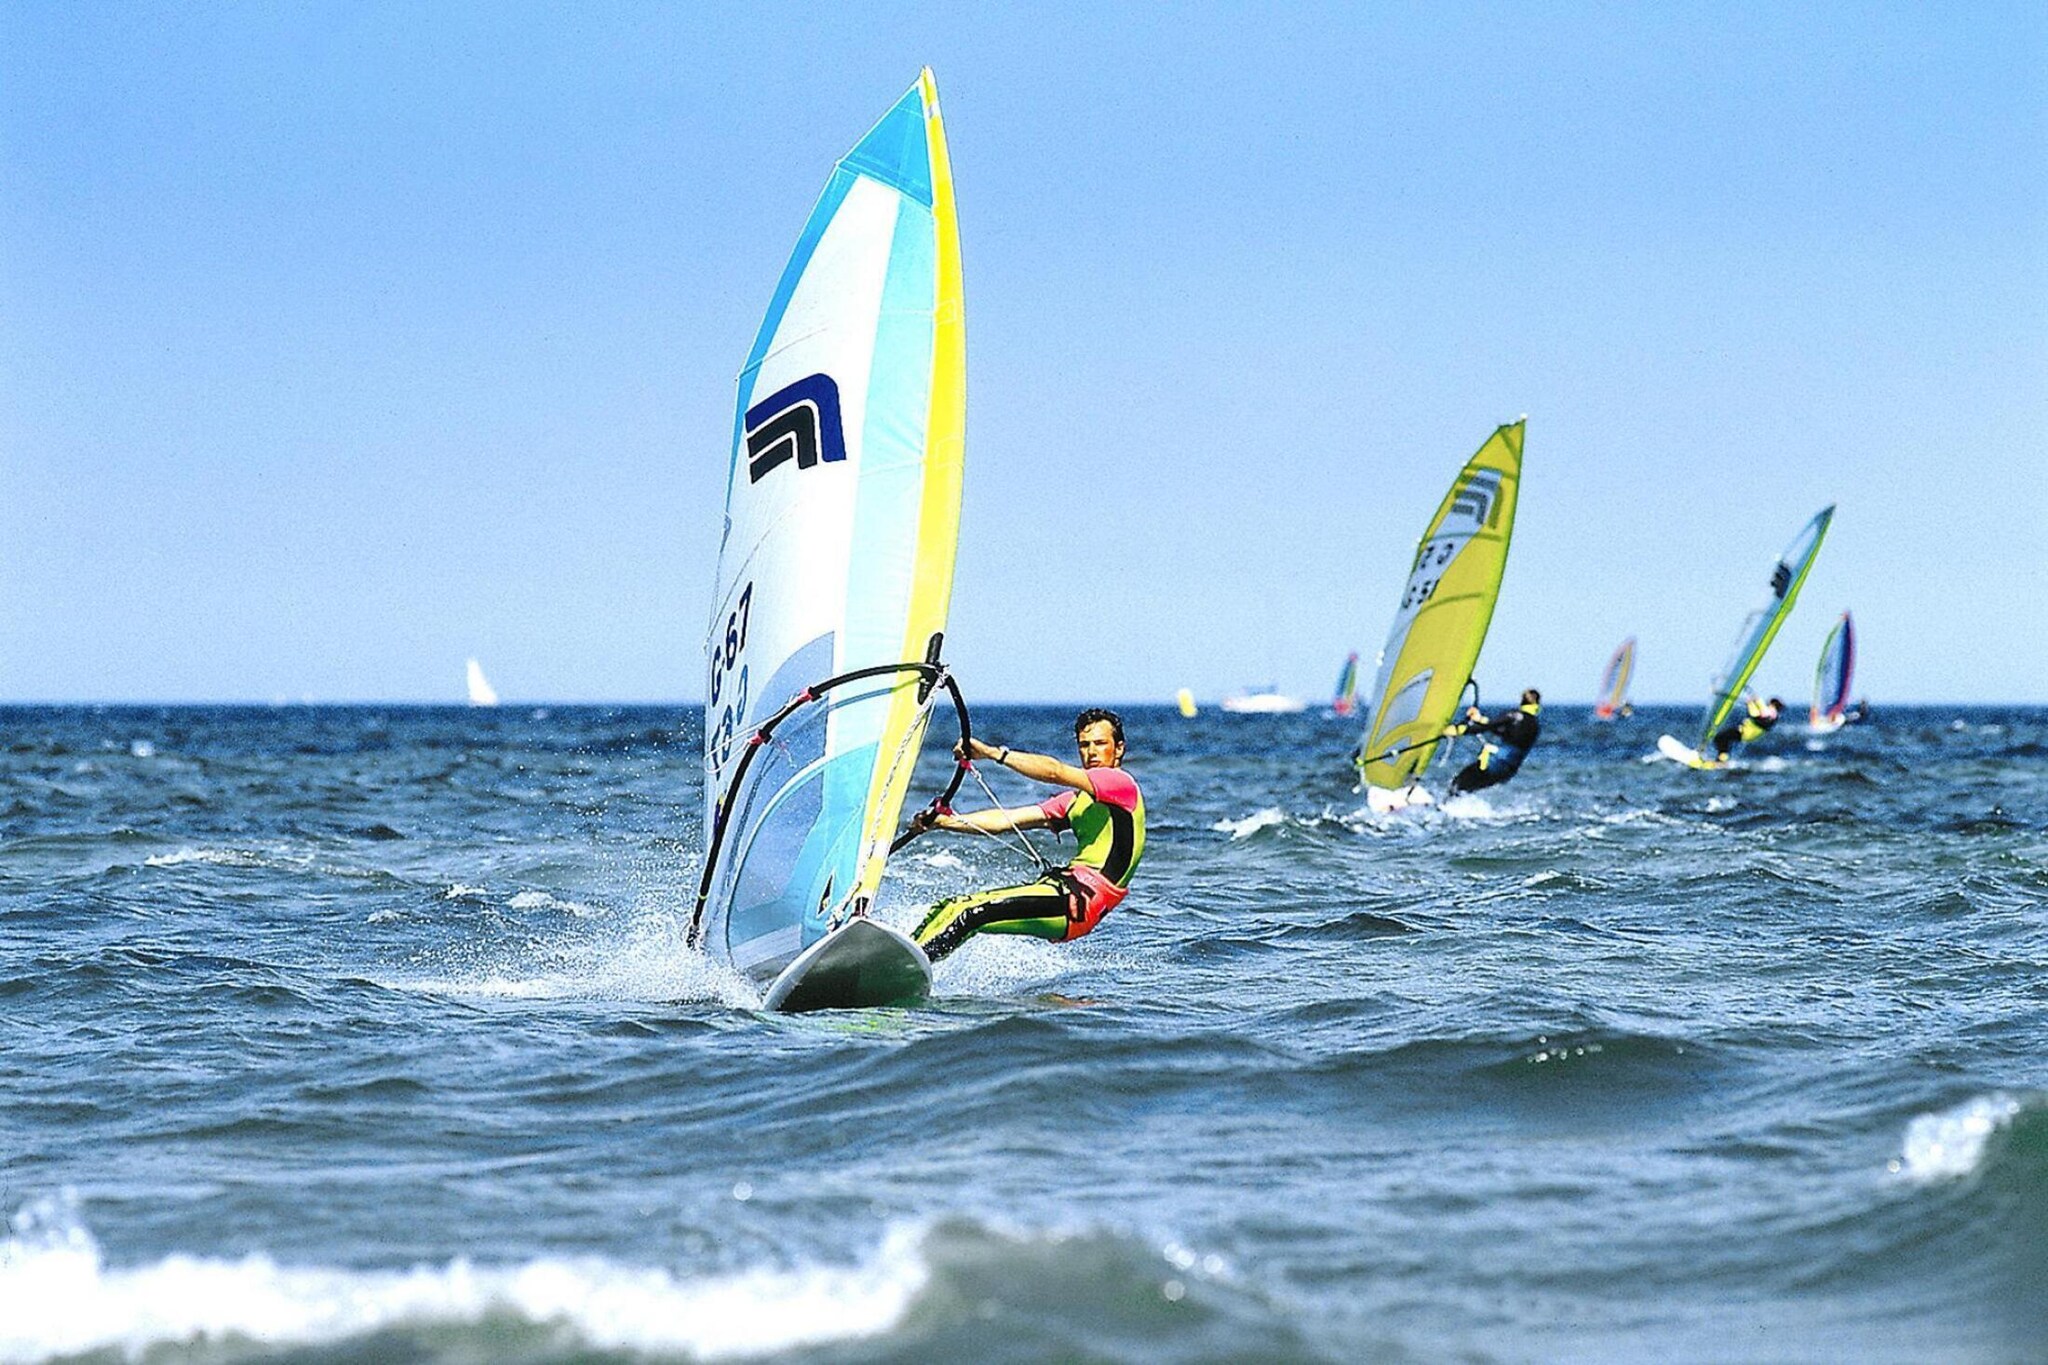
xmin=912 ymin=766 xmax=1145 ymax=963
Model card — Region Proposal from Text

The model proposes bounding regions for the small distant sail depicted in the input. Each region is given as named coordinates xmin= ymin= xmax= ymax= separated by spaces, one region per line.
xmin=1698 ymin=506 xmax=1834 ymax=750
xmin=1355 ymin=420 xmax=1523 ymax=794
xmin=465 ymin=659 xmax=498 ymax=707
xmin=1221 ymin=688 xmax=1306 ymax=714
xmin=1593 ymin=637 xmax=1635 ymax=720
xmin=1175 ymin=687 xmax=1198 ymax=718
xmin=1331 ymin=652 xmax=1360 ymax=716
xmin=1810 ymin=611 xmax=1855 ymax=731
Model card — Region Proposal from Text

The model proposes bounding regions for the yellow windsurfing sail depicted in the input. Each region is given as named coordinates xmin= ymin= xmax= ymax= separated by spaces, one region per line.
xmin=1355 ymin=421 xmax=1524 ymax=791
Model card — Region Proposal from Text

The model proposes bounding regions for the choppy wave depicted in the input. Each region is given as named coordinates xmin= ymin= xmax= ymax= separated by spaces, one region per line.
xmin=1890 ymin=1092 xmax=2031 ymax=1183
xmin=0 ymin=1195 xmax=925 ymax=1363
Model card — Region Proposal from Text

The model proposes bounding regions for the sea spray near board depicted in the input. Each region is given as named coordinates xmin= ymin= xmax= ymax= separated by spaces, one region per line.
xmin=1353 ymin=421 xmax=1524 ymax=811
xmin=688 ymin=71 xmax=967 ymax=1012
xmin=1657 ymin=505 xmax=1833 ymax=767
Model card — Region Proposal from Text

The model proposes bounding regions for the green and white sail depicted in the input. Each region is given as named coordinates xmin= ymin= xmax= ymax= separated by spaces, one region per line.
xmin=1355 ymin=421 xmax=1523 ymax=795
xmin=1697 ymin=505 xmax=1833 ymax=750
xmin=691 ymin=71 xmax=966 ymax=986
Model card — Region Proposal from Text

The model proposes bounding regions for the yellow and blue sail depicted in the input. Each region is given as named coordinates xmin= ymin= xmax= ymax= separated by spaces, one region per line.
xmin=1698 ymin=506 xmax=1832 ymax=748
xmin=697 ymin=71 xmax=965 ymax=983
xmin=1356 ymin=421 xmax=1523 ymax=789
xmin=1811 ymin=610 xmax=1855 ymax=727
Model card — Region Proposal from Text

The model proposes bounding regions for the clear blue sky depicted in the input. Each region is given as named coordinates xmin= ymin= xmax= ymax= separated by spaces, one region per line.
xmin=3 ymin=3 xmax=2042 ymax=704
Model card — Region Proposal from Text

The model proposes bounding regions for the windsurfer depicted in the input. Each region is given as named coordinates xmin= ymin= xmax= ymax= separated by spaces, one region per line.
xmin=1712 ymin=696 xmax=1783 ymax=761
xmin=1443 ymin=689 xmax=1542 ymax=795
xmin=904 ymin=709 xmax=1145 ymax=963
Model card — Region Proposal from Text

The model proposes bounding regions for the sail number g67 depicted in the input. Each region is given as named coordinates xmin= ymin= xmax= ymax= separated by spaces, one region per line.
xmin=708 ymin=583 xmax=752 ymax=768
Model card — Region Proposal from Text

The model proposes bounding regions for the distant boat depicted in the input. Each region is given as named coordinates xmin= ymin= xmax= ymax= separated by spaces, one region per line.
xmin=466 ymin=659 xmax=499 ymax=707
xmin=1354 ymin=420 xmax=1524 ymax=811
xmin=1593 ymin=637 xmax=1635 ymax=721
xmin=1221 ymin=688 xmax=1306 ymax=714
xmin=1659 ymin=505 xmax=1833 ymax=766
xmin=1809 ymin=610 xmax=1855 ymax=733
xmin=1175 ymin=687 xmax=1198 ymax=718
xmin=1331 ymin=652 xmax=1360 ymax=716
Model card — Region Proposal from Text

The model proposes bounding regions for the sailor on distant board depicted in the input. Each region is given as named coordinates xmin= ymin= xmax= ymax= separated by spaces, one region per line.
xmin=1712 ymin=695 xmax=1783 ymax=762
xmin=903 ymin=709 xmax=1145 ymax=963
xmin=1443 ymin=689 xmax=1542 ymax=796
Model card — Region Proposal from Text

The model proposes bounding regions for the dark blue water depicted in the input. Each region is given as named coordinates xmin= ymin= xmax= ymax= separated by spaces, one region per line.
xmin=3 ymin=703 xmax=2044 ymax=1362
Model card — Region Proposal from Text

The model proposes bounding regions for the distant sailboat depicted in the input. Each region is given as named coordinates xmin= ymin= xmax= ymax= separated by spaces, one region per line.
xmin=1657 ymin=506 xmax=1833 ymax=767
xmin=1175 ymin=687 xmax=1198 ymax=718
xmin=1221 ymin=687 xmax=1306 ymax=714
xmin=1593 ymin=637 xmax=1635 ymax=721
xmin=466 ymin=659 xmax=499 ymax=707
xmin=1354 ymin=420 xmax=1524 ymax=811
xmin=1331 ymin=652 xmax=1360 ymax=717
xmin=1809 ymin=611 xmax=1855 ymax=733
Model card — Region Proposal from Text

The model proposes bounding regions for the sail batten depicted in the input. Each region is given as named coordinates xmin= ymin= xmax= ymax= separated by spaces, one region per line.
xmin=1355 ymin=421 xmax=1524 ymax=791
xmin=695 ymin=71 xmax=965 ymax=986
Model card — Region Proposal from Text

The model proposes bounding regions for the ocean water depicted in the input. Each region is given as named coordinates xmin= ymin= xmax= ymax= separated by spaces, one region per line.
xmin=2 ymin=702 xmax=2044 ymax=1363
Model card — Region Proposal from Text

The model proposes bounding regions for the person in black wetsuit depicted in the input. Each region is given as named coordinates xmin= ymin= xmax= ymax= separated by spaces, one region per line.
xmin=1711 ymin=696 xmax=1783 ymax=762
xmin=1444 ymin=689 xmax=1542 ymax=795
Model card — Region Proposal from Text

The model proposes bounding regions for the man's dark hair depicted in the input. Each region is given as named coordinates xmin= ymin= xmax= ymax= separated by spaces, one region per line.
xmin=1766 ymin=697 xmax=1784 ymax=710
xmin=1074 ymin=707 xmax=1124 ymax=744
xmin=1522 ymin=688 xmax=1541 ymax=705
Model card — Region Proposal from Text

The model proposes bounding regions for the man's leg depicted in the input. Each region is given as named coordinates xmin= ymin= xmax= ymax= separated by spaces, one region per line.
xmin=913 ymin=876 xmax=1072 ymax=963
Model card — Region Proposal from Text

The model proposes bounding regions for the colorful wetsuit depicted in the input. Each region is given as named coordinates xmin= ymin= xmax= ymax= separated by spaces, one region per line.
xmin=1711 ymin=698 xmax=1778 ymax=760
xmin=1447 ymin=703 xmax=1541 ymax=795
xmin=912 ymin=767 xmax=1146 ymax=963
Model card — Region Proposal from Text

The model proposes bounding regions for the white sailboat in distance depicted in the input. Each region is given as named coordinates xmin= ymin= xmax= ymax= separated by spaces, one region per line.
xmin=466 ymin=659 xmax=499 ymax=707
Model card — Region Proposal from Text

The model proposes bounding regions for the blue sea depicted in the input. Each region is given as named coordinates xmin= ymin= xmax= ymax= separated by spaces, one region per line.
xmin=3 ymin=702 xmax=2043 ymax=1363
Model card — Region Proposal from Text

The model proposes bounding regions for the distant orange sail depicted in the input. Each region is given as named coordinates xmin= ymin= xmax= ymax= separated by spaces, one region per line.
xmin=1593 ymin=637 xmax=1634 ymax=720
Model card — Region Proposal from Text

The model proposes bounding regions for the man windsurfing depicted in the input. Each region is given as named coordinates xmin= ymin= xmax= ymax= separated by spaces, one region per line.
xmin=903 ymin=708 xmax=1144 ymax=962
xmin=1442 ymin=688 xmax=1542 ymax=796
xmin=1712 ymin=695 xmax=1783 ymax=762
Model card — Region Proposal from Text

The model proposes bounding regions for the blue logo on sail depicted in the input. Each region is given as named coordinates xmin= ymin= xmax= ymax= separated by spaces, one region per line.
xmin=745 ymin=374 xmax=847 ymax=483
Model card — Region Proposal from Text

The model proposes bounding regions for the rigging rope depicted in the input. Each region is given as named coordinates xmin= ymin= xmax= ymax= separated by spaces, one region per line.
xmin=961 ymin=759 xmax=1058 ymax=875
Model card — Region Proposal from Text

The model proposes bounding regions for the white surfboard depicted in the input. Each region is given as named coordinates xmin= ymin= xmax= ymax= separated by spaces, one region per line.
xmin=1657 ymin=734 xmax=1723 ymax=770
xmin=762 ymin=918 xmax=931 ymax=1013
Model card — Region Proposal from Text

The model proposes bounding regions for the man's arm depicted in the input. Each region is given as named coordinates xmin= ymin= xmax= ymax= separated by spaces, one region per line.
xmin=959 ymin=736 xmax=1096 ymax=795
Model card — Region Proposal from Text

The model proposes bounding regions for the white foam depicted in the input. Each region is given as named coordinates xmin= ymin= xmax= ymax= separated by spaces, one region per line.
xmin=1704 ymin=796 xmax=1737 ymax=813
xmin=1212 ymin=808 xmax=1288 ymax=839
xmin=507 ymin=890 xmax=605 ymax=919
xmin=387 ymin=911 xmax=762 ymax=1010
xmin=1889 ymin=1093 xmax=2025 ymax=1183
xmin=1437 ymin=793 xmax=1501 ymax=820
xmin=0 ymin=1195 xmax=927 ymax=1363
xmin=128 ymin=740 xmax=156 ymax=759
xmin=909 ymin=849 xmax=966 ymax=871
xmin=143 ymin=848 xmax=266 ymax=869
xmin=442 ymin=884 xmax=488 ymax=901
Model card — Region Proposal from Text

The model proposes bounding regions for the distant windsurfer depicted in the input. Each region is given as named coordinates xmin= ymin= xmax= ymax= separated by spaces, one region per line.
xmin=1712 ymin=696 xmax=1783 ymax=761
xmin=1442 ymin=689 xmax=1541 ymax=795
xmin=904 ymin=709 xmax=1145 ymax=963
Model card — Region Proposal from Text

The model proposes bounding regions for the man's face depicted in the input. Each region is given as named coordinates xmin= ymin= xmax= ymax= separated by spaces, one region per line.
xmin=1075 ymin=721 xmax=1124 ymax=769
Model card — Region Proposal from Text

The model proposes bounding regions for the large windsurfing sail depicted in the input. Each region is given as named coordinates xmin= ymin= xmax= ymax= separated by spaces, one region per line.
xmin=1331 ymin=652 xmax=1360 ymax=716
xmin=1355 ymin=420 xmax=1524 ymax=791
xmin=1810 ymin=610 xmax=1855 ymax=729
xmin=1593 ymin=637 xmax=1634 ymax=720
xmin=689 ymin=70 xmax=967 ymax=986
xmin=1697 ymin=505 xmax=1833 ymax=749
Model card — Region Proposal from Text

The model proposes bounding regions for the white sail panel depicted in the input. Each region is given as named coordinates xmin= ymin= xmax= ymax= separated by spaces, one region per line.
xmin=694 ymin=73 xmax=964 ymax=985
